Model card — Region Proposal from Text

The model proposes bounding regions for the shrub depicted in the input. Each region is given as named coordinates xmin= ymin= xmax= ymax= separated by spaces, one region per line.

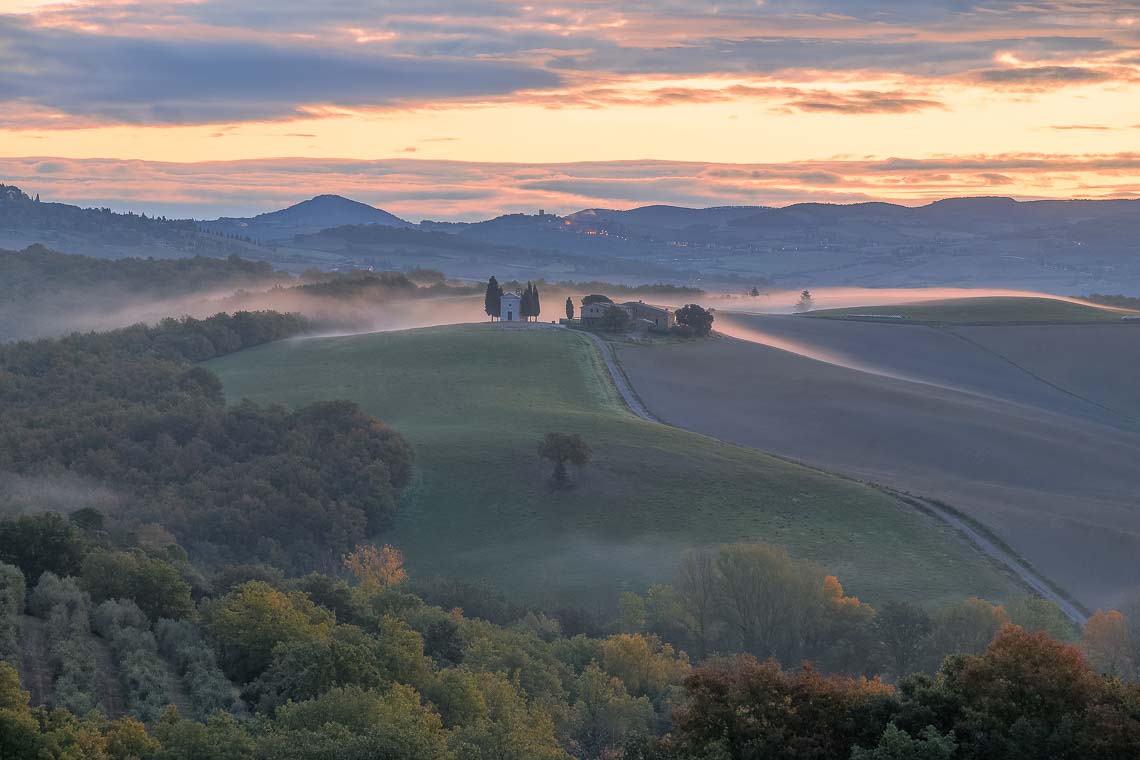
xmin=30 ymin=573 xmax=99 ymax=714
xmin=155 ymin=619 xmax=242 ymax=719
xmin=94 ymin=599 xmax=179 ymax=722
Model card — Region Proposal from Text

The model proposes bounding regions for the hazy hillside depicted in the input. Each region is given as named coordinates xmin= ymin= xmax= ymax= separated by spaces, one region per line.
xmin=202 ymin=194 xmax=413 ymax=241
xmin=0 ymin=184 xmax=254 ymax=260
xmin=8 ymin=184 xmax=1140 ymax=291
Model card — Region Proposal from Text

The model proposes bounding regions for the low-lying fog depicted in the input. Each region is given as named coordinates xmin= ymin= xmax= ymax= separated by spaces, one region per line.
xmin=7 ymin=280 xmax=1104 ymax=348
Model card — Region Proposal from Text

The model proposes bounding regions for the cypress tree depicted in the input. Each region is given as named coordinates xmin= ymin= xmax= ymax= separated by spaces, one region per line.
xmin=565 ymin=296 xmax=575 ymax=321
xmin=484 ymin=276 xmax=502 ymax=321
xmin=521 ymin=282 xmax=533 ymax=322
xmin=532 ymin=283 xmax=541 ymax=321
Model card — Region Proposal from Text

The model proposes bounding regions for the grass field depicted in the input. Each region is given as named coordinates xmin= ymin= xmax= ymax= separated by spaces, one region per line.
xmin=806 ymin=296 xmax=1137 ymax=324
xmin=207 ymin=324 xmax=1020 ymax=611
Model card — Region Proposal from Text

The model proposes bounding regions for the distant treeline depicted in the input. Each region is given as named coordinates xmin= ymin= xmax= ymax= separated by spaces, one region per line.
xmin=1 ymin=184 xmax=201 ymax=248
xmin=289 ymin=269 xmax=481 ymax=300
xmin=1084 ymin=293 xmax=1140 ymax=310
xmin=0 ymin=244 xmax=286 ymax=301
xmin=0 ymin=311 xmax=412 ymax=568
xmin=305 ymin=222 xmax=495 ymax=252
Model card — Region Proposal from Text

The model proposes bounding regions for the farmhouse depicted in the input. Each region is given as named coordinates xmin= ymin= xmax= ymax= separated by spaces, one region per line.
xmin=500 ymin=292 xmax=522 ymax=322
xmin=625 ymin=300 xmax=676 ymax=329
xmin=579 ymin=298 xmax=676 ymax=330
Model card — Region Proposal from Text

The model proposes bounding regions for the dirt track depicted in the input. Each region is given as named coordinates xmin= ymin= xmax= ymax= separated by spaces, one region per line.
xmin=613 ymin=315 xmax=1140 ymax=612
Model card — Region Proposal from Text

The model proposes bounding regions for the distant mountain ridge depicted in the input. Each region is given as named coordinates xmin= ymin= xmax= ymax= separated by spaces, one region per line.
xmin=6 ymin=183 xmax=1140 ymax=291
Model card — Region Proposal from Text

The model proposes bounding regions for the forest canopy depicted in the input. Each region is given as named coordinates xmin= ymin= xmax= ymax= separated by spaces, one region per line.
xmin=0 ymin=311 xmax=412 ymax=568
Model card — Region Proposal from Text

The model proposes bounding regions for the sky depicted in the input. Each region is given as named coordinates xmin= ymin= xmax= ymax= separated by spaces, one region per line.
xmin=1 ymin=0 xmax=1139 ymax=219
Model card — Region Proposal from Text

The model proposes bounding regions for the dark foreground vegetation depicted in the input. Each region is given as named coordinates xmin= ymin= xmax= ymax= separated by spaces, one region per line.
xmin=0 ymin=525 xmax=1138 ymax=759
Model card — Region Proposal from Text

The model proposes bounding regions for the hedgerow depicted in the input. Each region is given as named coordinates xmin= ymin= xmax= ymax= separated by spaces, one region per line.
xmin=94 ymin=599 xmax=178 ymax=722
xmin=156 ymin=617 xmax=243 ymax=719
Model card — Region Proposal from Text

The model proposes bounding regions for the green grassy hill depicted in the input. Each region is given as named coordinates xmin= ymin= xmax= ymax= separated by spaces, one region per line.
xmin=806 ymin=296 xmax=1137 ymax=325
xmin=207 ymin=324 xmax=1020 ymax=610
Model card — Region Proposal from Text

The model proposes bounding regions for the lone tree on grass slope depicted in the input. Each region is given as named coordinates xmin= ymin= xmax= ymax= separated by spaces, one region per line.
xmin=565 ymin=296 xmax=575 ymax=321
xmin=538 ymin=433 xmax=591 ymax=488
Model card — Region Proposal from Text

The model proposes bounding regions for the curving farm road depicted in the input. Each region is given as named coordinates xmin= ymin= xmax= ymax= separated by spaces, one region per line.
xmin=581 ymin=327 xmax=1089 ymax=625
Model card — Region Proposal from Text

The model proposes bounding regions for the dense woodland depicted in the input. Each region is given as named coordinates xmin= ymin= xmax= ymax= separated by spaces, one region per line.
xmin=0 ymin=311 xmax=412 ymax=569
xmin=0 ymin=521 xmax=1138 ymax=759
xmin=0 ymin=245 xmax=285 ymax=302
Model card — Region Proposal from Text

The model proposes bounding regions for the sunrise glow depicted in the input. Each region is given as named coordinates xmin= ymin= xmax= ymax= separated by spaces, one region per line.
xmin=1 ymin=0 xmax=1139 ymax=217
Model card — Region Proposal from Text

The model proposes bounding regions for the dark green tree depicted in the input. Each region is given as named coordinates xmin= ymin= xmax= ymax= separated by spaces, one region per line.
xmin=80 ymin=549 xmax=195 ymax=621
xmin=566 ymin=297 xmax=575 ymax=321
xmin=538 ymin=433 xmax=592 ymax=488
xmin=598 ymin=306 xmax=631 ymax=332
xmin=0 ymin=513 xmax=85 ymax=584
xmin=484 ymin=276 xmax=503 ymax=321
xmin=521 ymin=282 xmax=533 ymax=321
xmin=531 ymin=282 xmax=541 ymax=321
xmin=874 ymin=601 xmax=933 ymax=678
xmin=676 ymin=304 xmax=714 ymax=336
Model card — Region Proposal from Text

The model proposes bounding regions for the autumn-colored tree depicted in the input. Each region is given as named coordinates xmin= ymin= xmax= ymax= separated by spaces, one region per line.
xmin=0 ymin=662 xmax=38 ymax=759
xmin=938 ymin=625 xmax=1118 ymax=758
xmin=209 ymin=580 xmax=335 ymax=682
xmin=343 ymin=544 xmax=408 ymax=593
xmin=926 ymin=597 xmax=1008 ymax=666
xmin=600 ymin=633 xmax=691 ymax=699
xmin=568 ymin=662 xmax=653 ymax=760
xmin=667 ymin=656 xmax=894 ymax=760
xmin=1082 ymin=609 xmax=1135 ymax=678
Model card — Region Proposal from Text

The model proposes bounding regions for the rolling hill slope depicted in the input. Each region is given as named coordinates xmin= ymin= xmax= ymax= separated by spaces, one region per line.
xmin=202 ymin=194 xmax=413 ymax=240
xmin=619 ymin=308 xmax=1140 ymax=609
xmin=806 ymin=296 xmax=1137 ymax=324
xmin=206 ymin=324 xmax=1021 ymax=610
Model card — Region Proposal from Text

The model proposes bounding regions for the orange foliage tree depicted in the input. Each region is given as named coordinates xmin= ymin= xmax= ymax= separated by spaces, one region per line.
xmin=1082 ymin=609 xmax=1136 ymax=678
xmin=343 ymin=544 xmax=408 ymax=593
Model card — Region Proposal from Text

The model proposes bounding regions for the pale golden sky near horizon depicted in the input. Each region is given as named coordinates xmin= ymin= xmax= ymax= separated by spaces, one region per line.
xmin=1 ymin=0 xmax=1138 ymax=218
